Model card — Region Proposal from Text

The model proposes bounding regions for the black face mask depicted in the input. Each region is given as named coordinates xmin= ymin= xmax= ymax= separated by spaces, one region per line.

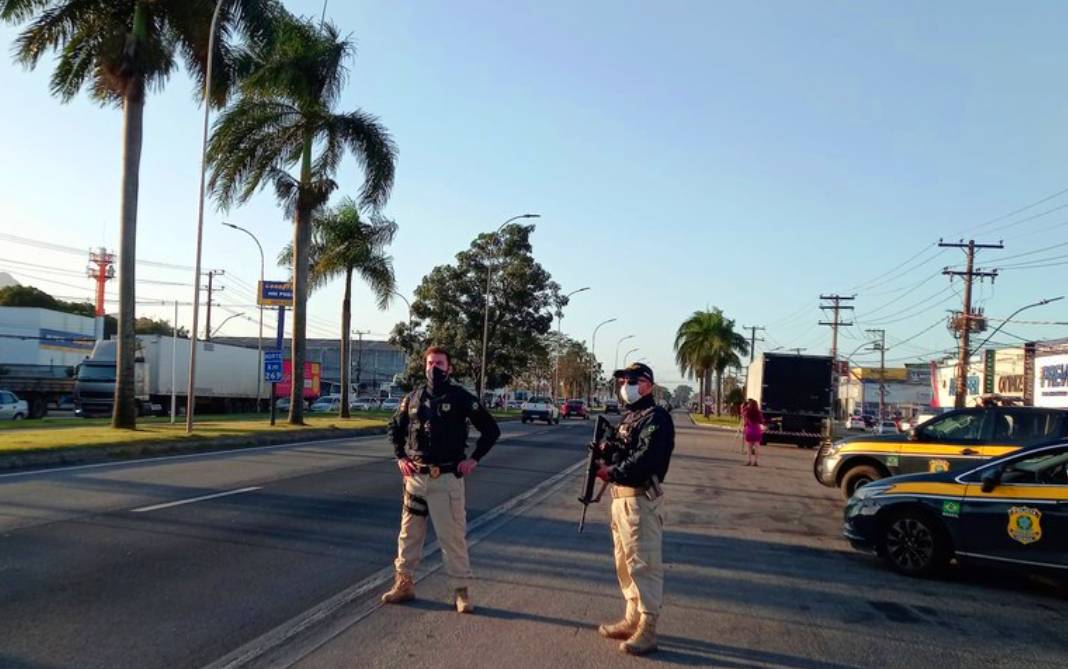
xmin=427 ymin=366 xmax=449 ymax=392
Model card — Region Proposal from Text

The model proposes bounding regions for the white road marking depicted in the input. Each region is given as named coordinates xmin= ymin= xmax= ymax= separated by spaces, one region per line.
xmin=130 ymin=486 xmax=262 ymax=513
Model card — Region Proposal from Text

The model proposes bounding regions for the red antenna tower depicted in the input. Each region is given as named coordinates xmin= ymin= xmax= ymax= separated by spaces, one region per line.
xmin=87 ymin=248 xmax=116 ymax=317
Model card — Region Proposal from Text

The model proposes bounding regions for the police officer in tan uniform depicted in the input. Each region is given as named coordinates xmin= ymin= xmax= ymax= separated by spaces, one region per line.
xmin=596 ymin=362 xmax=675 ymax=655
xmin=380 ymin=345 xmax=500 ymax=613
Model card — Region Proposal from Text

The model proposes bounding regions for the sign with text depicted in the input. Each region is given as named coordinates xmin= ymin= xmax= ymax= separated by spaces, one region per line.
xmin=258 ymin=280 xmax=293 ymax=307
xmin=263 ymin=349 xmax=283 ymax=383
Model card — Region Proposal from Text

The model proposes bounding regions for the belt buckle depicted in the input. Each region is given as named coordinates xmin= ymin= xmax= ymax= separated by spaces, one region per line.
xmin=429 ymin=465 xmax=441 ymax=479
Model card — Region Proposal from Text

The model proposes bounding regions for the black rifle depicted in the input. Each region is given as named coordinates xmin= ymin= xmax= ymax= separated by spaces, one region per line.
xmin=578 ymin=415 xmax=620 ymax=533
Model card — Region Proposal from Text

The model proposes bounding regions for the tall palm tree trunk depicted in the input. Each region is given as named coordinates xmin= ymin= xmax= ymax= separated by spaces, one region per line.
xmin=339 ymin=266 xmax=352 ymax=418
xmin=288 ymin=136 xmax=314 ymax=426
xmin=112 ymin=68 xmax=146 ymax=429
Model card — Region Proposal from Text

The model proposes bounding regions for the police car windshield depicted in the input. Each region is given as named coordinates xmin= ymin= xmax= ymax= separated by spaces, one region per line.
xmin=1007 ymin=450 xmax=1068 ymax=474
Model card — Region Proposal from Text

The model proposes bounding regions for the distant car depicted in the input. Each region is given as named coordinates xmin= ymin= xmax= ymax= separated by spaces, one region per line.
xmin=0 ymin=390 xmax=29 ymax=420
xmin=380 ymin=397 xmax=402 ymax=412
xmin=507 ymin=399 xmax=523 ymax=410
xmin=562 ymin=399 xmax=589 ymax=420
xmin=603 ymin=399 xmax=620 ymax=414
xmin=521 ymin=396 xmax=560 ymax=424
xmin=349 ymin=397 xmax=377 ymax=411
xmin=875 ymin=420 xmax=900 ymax=434
xmin=845 ymin=415 xmax=867 ymax=431
xmin=310 ymin=395 xmax=342 ymax=412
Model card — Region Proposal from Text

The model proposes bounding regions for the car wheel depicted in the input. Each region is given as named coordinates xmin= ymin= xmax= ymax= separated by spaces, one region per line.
xmin=880 ymin=510 xmax=950 ymax=577
xmin=13 ymin=413 xmax=24 ymax=420
xmin=841 ymin=465 xmax=882 ymax=500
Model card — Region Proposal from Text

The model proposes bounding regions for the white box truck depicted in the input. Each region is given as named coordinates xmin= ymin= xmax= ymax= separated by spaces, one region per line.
xmin=74 ymin=335 xmax=261 ymax=417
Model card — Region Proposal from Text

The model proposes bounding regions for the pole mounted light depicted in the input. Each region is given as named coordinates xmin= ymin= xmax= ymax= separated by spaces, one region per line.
xmin=479 ymin=213 xmax=540 ymax=401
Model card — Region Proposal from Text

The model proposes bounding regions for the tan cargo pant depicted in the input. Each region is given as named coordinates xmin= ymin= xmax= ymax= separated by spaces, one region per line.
xmin=394 ymin=472 xmax=473 ymax=587
xmin=610 ymin=489 xmax=665 ymax=615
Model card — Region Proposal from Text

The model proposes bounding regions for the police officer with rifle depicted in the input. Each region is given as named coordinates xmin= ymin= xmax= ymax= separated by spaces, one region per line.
xmin=579 ymin=362 xmax=675 ymax=655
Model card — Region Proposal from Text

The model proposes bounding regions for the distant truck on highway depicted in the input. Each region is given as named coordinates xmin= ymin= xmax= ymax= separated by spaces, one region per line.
xmin=74 ymin=335 xmax=265 ymax=417
xmin=745 ymin=352 xmax=833 ymax=448
xmin=0 ymin=306 xmax=96 ymax=418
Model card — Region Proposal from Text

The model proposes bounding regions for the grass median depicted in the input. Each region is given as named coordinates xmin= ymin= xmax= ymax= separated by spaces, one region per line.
xmin=689 ymin=413 xmax=741 ymax=429
xmin=0 ymin=408 xmax=520 ymax=455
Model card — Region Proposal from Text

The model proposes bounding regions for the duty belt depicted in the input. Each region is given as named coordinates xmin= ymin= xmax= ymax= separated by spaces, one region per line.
xmin=610 ymin=484 xmax=647 ymax=499
xmin=413 ymin=462 xmax=458 ymax=479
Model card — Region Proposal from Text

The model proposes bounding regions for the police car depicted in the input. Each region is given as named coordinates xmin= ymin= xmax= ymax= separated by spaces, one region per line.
xmin=815 ymin=406 xmax=1068 ymax=499
xmin=843 ymin=442 xmax=1068 ymax=577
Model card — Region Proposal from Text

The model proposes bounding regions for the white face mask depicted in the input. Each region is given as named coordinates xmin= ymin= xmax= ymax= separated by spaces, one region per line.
xmin=620 ymin=383 xmax=641 ymax=405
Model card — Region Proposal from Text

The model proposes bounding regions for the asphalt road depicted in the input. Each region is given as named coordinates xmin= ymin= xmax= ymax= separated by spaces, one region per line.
xmin=0 ymin=418 xmax=596 ymax=669
xmin=291 ymin=417 xmax=1068 ymax=669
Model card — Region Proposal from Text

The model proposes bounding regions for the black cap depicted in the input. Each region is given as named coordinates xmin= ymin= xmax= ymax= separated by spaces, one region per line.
xmin=612 ymin=363 xmax=654 ymax=383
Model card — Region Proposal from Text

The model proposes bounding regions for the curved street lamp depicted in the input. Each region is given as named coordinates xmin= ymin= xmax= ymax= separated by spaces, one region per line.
xmin=623 ymin=347 xmax=640 ymax=365
xmin=391 ymin=290 xmax=413 ymax=331
xmin=971 ymin=296 xmax=1064 ymax=352
xmin=186 ymin=0 xmax=229 ymax=433
xmin=222 ymin=222 xmax=264 ymax=411
xmin=211 ymin=312 xmax=245 ymax=338
xmin=479 ymin=213 xmax=541 ymax=401
xmin=554 ymin=286 xmax=590 ymax=399
xmin=588 ymin=318 xmax=616 ymax=405
xmin=615 ymin=334 xmax=635 ymax=370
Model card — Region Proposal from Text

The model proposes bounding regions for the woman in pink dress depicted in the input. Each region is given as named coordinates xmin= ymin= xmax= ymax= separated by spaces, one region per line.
xmin=741 ymin=399 xmax=764 ymax=466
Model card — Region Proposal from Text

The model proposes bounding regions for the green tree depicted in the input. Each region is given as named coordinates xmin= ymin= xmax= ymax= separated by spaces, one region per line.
xmin=0 ymin=285 xmax=117 ymax=334
xmin=2 ymin=0 xmax=277 ymax=428
xmin=281 ymin=197 xmax=396 ymax=417
xmin=674 ymin=308 xmax=749 ymax=415
xmin=208 ymin=14 xmax=397 ymax=424
xmin=390 ymin=224 xmax=560 ymax=394
xmin=135 ymin=317 xmax=188 ymax=338
xmin=673 ymin=384 xmax=694 ymax=408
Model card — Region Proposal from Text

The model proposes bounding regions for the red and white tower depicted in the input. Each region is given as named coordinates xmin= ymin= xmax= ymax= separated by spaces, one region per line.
xmin=87 ymin=248 xmax=115 ymax=341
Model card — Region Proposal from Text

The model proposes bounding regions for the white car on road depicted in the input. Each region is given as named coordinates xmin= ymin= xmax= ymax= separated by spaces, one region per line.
xmin=0 ymin=390 xmax=28 ymax=420
xmin=349 ymin=397 xmax=378 ymax=411
xmin=521 ymin=396 xmax=560 ymax=424
xmin=380 ymin=397 xmax=402 ymax=412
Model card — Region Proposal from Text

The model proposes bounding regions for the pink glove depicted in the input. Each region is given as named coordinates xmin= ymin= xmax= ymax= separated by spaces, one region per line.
xmin=595 ymin=465 xmax=612 ymax=482
xmin=398 ymin=458 xmax=418 ymax=477
xmin=457 ymin=458 xmax=478 ymax=477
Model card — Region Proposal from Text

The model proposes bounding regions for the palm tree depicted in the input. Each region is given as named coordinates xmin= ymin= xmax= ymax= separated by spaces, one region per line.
xmin=1 ymin=0 xmax=276 ymax=428
xmin=280 ymin=198 xmax=397 ymax=418
xmin=674 ymin=309 xmax=749 ymax=415
xmin=207 ymin=13 xmax=397 ymax=424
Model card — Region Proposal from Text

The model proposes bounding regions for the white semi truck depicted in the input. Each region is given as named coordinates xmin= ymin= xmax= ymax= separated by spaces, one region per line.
xmin=74 ymin=335 xmax=261 ymax=417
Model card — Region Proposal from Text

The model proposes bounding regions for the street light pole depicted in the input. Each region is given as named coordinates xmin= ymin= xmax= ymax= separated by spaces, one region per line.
xmin=554 ymin=287 xmax=590 ymax=400
xmin=479 ymin=213 xmax=540 ymax=402
xmin=391 ymin=290 xmax=413 ymax=331
xmin=971 ymin=296 xmax=1064 ymax=352
xmin=615 ymin=334 xmax=635 ymax=370
xmin=222 ymin=222 xmax=265 ymax=411
xmin=589 ymin=318 xmax=616 ymax=406
xmin=623 ymin=347 xmax=640 ymax=366
xmin=211 ymin=312 xmax=245 ymax=338
xmin=186 ymin=0 xmax=228 ymax=433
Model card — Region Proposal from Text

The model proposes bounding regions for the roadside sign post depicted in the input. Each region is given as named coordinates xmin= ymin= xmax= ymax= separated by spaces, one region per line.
xmin=258 ymin=282 xmax=292 ymax=426
xmin=270 ymin=305 xmax=285 ymax=426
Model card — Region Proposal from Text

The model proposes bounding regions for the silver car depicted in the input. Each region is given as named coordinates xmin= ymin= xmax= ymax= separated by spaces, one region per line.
xmin=0 ymin=390 xmax=29 ymax=420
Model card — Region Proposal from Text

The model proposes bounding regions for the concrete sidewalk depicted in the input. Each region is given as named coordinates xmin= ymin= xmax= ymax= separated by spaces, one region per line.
xmin=252 ymin=417 xmax=1065 ymax=669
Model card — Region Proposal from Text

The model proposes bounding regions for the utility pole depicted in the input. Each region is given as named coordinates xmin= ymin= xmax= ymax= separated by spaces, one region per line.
xmin=203 ymin=269 xmax=225 ymax=341
xmin=353 ymin=330 xmax=369 ymax=392
xmin=866 ymin=329 xmax=886 ymax=420
xmin=819 ymin=294 xmax=854 ymax=421
xmin=742 ymin=325 xmax=765 ymax=363
xmin=940 ymin=239 xmax=1002 ymax=408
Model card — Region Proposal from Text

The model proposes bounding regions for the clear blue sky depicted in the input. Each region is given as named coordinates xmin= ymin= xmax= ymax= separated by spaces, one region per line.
xmin=4 ymin=1 xmax=1068 ymax=389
